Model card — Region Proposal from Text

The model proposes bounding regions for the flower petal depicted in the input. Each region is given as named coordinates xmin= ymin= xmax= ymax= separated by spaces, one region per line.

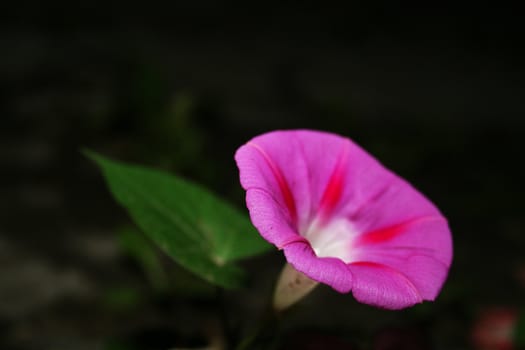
xmin=351 ymin=217 xmax=451 ymax=302
xmin=355 ymin=216 xmax=452 ymax=270
xmin=346 ymin=176 xmax=445 ymax=245
xmin=245 ymin=188 xmax=303 ymax=248
xmin=235 ymin=130 xmax=351 ymax=234
xmin=236 ymin=132 xmax=307 ymax=236
xmin=283 ymin=241 xmax=353 ymax=293
xmin=348 ymin=262 xmax=423 ymax=309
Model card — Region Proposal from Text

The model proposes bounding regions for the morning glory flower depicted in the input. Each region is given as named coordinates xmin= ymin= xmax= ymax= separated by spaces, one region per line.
xmin=235 ymin=130 xmax=452 ymax=310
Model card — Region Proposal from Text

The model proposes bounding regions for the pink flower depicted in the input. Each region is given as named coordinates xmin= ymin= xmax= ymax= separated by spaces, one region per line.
xmin=235 ymin=130 xmax=453 ymax=310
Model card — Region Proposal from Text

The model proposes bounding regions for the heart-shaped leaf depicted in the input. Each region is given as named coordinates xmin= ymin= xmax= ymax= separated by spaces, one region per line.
xmin=86 ymin=151 xmax=272 ymax=288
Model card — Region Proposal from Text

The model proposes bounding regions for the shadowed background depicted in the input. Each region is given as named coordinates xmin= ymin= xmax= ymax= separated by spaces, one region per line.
xmin=1 ymin=3 xmax=524 ymax=349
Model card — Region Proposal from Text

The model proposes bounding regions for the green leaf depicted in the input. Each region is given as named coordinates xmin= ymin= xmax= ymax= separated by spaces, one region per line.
xmin=85 ymin=151 xmax=272 ymax=288
xmin=117 ymin=226 xmax=169 ymax=291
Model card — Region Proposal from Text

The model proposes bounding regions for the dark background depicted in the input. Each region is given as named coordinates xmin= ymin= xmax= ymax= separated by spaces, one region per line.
xmin=1 ymin=3 xmax=524 ymax=349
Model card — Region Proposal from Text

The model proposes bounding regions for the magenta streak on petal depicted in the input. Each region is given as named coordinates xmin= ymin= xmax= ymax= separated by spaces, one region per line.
xmin=349 ymin=261 xmax=422 ymax=300
xmin=350 ymin=176 xmax=395 ymax=220
xmin=355 ymin=216 xmax=446 ymax=246
xmin=247 ymin=142 xmax=297 ymax=225
xmin=317 ymin=140 xmax=350 ymax=221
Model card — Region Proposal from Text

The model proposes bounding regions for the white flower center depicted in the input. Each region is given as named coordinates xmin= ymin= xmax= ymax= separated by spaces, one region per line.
xmin=302 ymin=218 xmax=359 ymax=263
